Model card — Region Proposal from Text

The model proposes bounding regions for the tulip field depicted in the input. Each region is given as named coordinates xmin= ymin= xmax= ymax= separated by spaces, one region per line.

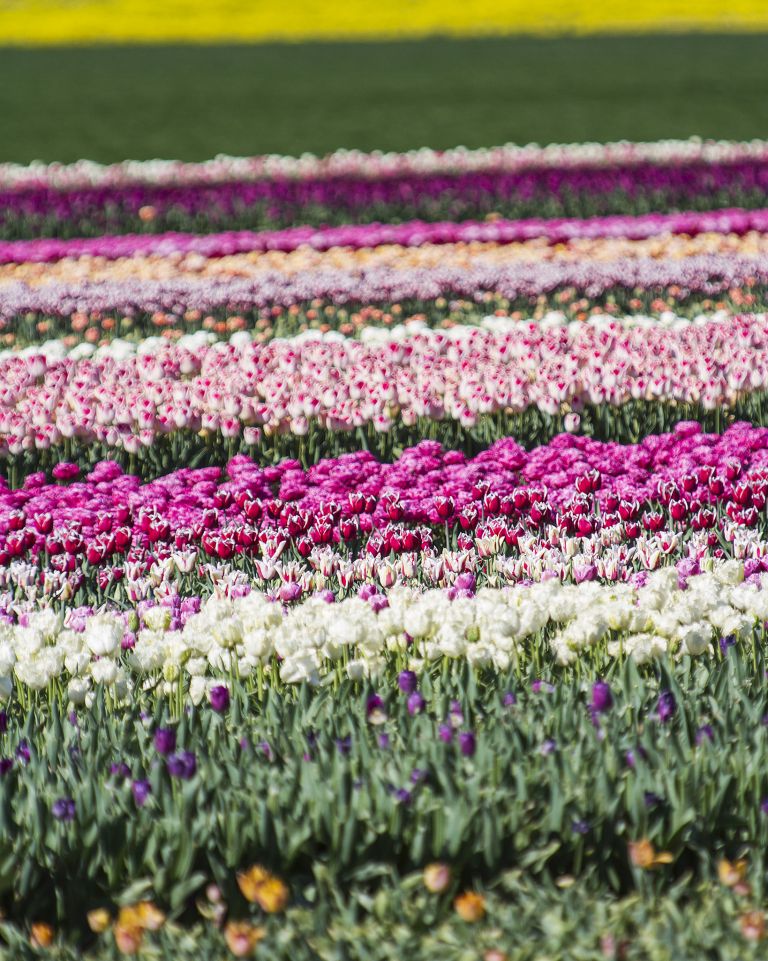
xmin=6 ymin=136 xmax=768 ymax=960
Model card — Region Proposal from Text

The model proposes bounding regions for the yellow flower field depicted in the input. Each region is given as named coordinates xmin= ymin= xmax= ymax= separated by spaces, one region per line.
xmin=2 ymin=0 xmax=768 ymax=44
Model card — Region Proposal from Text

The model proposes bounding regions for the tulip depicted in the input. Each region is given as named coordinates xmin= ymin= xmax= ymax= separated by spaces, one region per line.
xmin=454 ymin=891 xmax=486 ymax=922
xmin=153 ymin=728 xmax=176 ymax=756
xmin=407 ymin=691 xmax=426 ymax=716
xmin=590 ymin=680 xmax=613 ymax=714
xmin=423 ymin=862 xmax=451 ymax=893
xmin=51 ymin=797 xmax=75 ymax=822
xmin=224 ymin=920 xmax=266 ymax=956
xmin=740 ymin=911 xmax=766 ymax=941
xmin=628 ymin=839 xmax=674 ymax=869
xmin=131 ymin=779 xmax=151 ymax=807
xmin=656 ymin=690 xmax=677 ymax=724
xmin=86 ymin=908 xmax=112 ymax=934
xmin=209 ymin=685 xmax=230 ymax=713
xmin=167 ymin=751 xmax=197 ymax=780
xmin=30 ymin=923 xmax=55 ymax=949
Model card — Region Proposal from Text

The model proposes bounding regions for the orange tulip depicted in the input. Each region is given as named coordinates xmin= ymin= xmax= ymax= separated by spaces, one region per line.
xmin=30 ymin=923 xmax=54 ymax=949
xmin=628 ymin=839 xmax=674 ymax=870
xmin=237 ymin=865 xmax=273 ymax=902
xmin=253 ymin=876 xmax=289 ymax=914
xmin=718 ymin=858 xmax=748 ymax=887
xmin=237 ymin=865 xmax=289 ymax=913
xmin=454 ymin=891 xmax=486 ymax=922
xmin=117 ymin=901 xmax=166 ymax=932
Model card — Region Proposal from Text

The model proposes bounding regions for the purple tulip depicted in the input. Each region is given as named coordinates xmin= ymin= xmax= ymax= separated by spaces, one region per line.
xmin=502 ymin=692 xmax=517 ymax=708
xmin=377 ymin=733 xmax=390 ymax=750
xmin=590 ymin=680 xmax=613 ymax=714
xmin=0 ymin=758 xmax=13 ymax=776
xmin=167 ymin=751 xmax=197 ymax=780
xmin=52 ymin=797 xmax=76 ymax=822
xmin=719 ymin=634 xmax=736 ymax=655
xmin=110 ymin=762 xmax=131 ymax=780
xmin=407 ymin=691 xmax=426 ymax=716
xmin=0 ymin=710 xmax=7 ymax=734
xmin=154 ymin=728 xmax=176 ymax=756
xmin=459 ymin=731 xmax=477 ymax=757
xmin=656 ymin=690 xmax=677 ymax=724
xmin=335 ymin=736 xmax=352 ymax=756
xmin=209 ymin=685 xmax=230 ymax=713
xmin=15 ymin=741 xmax=30 ymax=765
xmin=695 ymin=724 xmax=714 ymax=745
xmin=131 ymin=779 xmax=151 ymax=807
xmin=397 ymin=670 xmax=417 ymax=694
xmin=438 ymin=723 xmax=454 ymax=744
xmin=366 ymin=694 xmax=387 ymax=724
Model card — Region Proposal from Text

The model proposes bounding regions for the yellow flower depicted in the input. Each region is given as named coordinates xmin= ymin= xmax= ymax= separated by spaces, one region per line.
xmin=423 ymin=862 xmax=452 ymax=894
xmin=718 ymin=858 xmax=748 ymax=887
xmin=4 ymin=0 xmax=768 ymax=44
xmin=30 ymin=923 xmax=54 ymax=949
xmin=253 ymin=876 xmax=289 ymax=914
xmin=454 ymin=891 xmax=486 ymax=922
xmin=237 ymin=865 xmax=289 ymax=913
xmin=224 ymin=920 xmax=267 ymax=957
xmin=740 ymin=910 xmax=766 ymax=941
xmin=86 ymin=908 xmax=112 ymax=934
xmin=237 ymin=865 xmax=273 ymax=902
xmin=117 ymin=901 xmax=166 ymax=932
xmin=628 ymin=839 xmax=674 ymax=870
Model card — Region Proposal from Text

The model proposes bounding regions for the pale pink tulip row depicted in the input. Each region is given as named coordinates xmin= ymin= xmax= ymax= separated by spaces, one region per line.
xmin=0 ymin=312 xmax=766 ymax=457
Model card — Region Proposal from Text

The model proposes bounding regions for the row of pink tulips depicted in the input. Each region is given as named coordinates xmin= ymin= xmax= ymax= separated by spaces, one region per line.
xmin=1 ymin=312 xmax=767 ymax=457
xmin=1 ymin=422 xmax=768 ymax=607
